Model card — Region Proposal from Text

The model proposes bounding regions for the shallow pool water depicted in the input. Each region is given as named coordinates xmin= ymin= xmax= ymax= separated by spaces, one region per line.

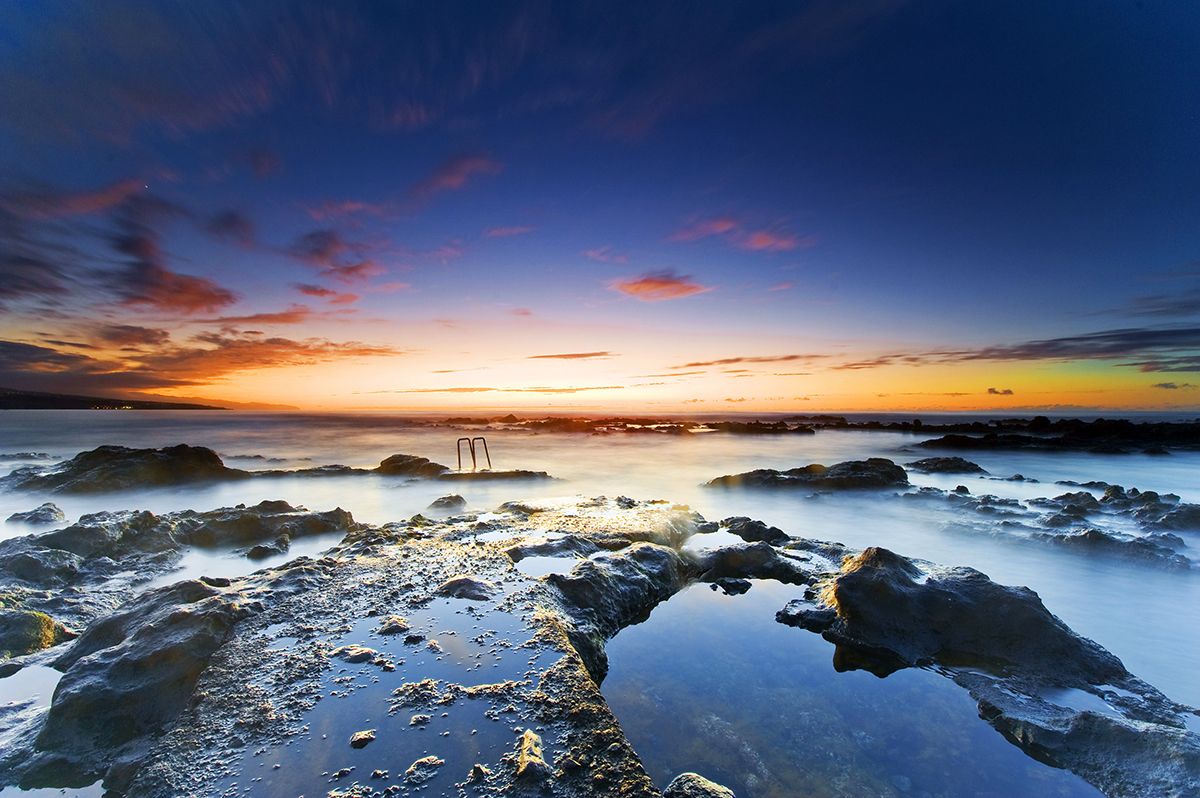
xmin=602 ymin=581 xmax=1104 ymax=798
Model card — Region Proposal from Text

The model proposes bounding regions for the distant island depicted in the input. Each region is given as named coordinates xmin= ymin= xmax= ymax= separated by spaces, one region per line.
xmin=0 ymin=387 xmax=223 ymax=410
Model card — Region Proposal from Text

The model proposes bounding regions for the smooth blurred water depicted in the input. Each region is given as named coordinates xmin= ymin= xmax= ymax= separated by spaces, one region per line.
xmin=1 ymin=411 xmax=1198 ymax=708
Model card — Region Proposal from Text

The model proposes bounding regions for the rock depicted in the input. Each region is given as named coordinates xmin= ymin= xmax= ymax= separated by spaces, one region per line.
xmin=664 ymin=772 xmax=737 ymax=798
xmin=515 ymin=729 xmax=551 ymax=780
xmin=504 ymin=535 xmax=600 ymax=563
xmin=1150 ymin=503 xmax=1200 ymax=532
xmin=438 ymin=469 xmax=554 ymax=482
xmin=332 ymin=645 xmax=377 ymax=663
xmin=433 ymin=575 xmax=496 ymax=601
xmin=690 ymin=542 xmax=814 ymax=586
xmin=706 ymin=458 xmax=908 ymax=490
xmin=6 ymin=503 xmax=67 ymax=525
xmin=546 ymin=543 xmax=693 ymax=681
xmin=410 ymin=713 xmax=432 ymax=726
xmin=1032 ymin=528 xmax=1191 ymax=570
xmin=349 ymin=729 xmax=375 ymax=748
xmin=712 ymin=577 xmax=752 ymax=595
xmin=720 ymin=517 xmax=789 ymax=545
xmin=0 ymin=445 xmax=248 ymax=493
xmin=0 ymin=609 xmax=75 ymax=657
xmin=375 ymin=454 xmax=449 ymax=478
xmin=425 ymin=494 xmax=466 ymax=513
xmin=468 ymin=763 xmax=491 ymax=782
xmin=245 ymin=540 xmax=288 ymax=559
xmin=404 ymin=755 xmax=444 ymax=784
xmin=33 ymin=579 xmax=256 ymax=779
xmin=954 ymin=485 xmax=970 ymax=494
xmin=376 ymin=615 xmax=410 ymax=635
xmin=776 ymin=547 xmax=1127 ymax=684
xmin=905 ymin=457 xmax=988 ymax=474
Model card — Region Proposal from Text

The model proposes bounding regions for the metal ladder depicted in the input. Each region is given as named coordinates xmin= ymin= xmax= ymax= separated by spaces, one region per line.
xmin=456 ymin=436 xmax=492 ymax=472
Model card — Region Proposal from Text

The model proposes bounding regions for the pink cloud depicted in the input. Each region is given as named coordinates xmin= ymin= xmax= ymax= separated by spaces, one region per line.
xmin=769 ymin=281 xmax=794 ymax=292
xmin=484 ymin=225 xmax=535 ymax=238
xmin=738 ymin=230 xmax=816 ymax=252
xmin=6 ymin=179 xmax=145 ymax=219
xmin=410 ymin=154 xmax=502 ymax=199
xmin=669 ymin=217 xmax=739 ymax=242
xmin=610 ymin=270 xmax=712 ymax=301
xmin=583 ymin=246 xmax=628 ymax=264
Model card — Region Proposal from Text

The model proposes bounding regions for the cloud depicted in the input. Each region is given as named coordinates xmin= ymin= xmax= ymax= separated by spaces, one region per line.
xmin=293 ymin=283 xmax=359 ymax=305
xmin=305 ymin=199 xmax=386 ymax=221
xmin=106 ymin=198 xmax=237 ymax=313
xmin=197 ymin=304 xmax=317 ymax=326
xmin=528 ymin=351 xmax=614 ymax=360
xmin=987 ymin=387 xmax=1014 ymax=395
xmin=583 ymin=246 xmax=628 ymax=264
xmin=2 ymin=179 xmax=145 ymax=219
xmin=738 ymin=230 xmax=815 ymax=252
xmin=96 ymin=324 xmax=171 ymax=347
xmin=668 ymin=217 xmax=738 ymax=242
xmin=1152 ymin=382 xmax=1197 ymax=390
xmin=511 ymin=307 xmax=533 ymax=316
xmin=671 ymin=354 xmax=827 ymax=368
xmin=1127 ymin=288 xmax=1200 ymax=318
xmin=204 ymin=210 xmax=255 ymax=246
xmin=286 ymin=229 xmax=384 ymax=284
xmin=484 ymin=225 xmax=535 ymax=238
xmin=382 ymin=384 xmax=624 ymax=395
xmin=410 ymin=154 xmax=502 ymax=200
xmin=769 ymin=282 xmax=794 ymax=292
xmin=610 ymin=270 xmax=712 ymax=301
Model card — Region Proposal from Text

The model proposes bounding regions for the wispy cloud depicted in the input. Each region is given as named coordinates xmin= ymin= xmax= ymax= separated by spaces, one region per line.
xmin=293 ymin=283 xmax=359 ymax=305
xmin=671 ymin=354 xmax=827 ymax=369
xmin=410 ymin=154 xmax=502 ymax=200
xmin=528 ymin=351 xmax=614 ymax=360
xmin=286 ymin=230 xmax=384 ymax=284
xmin=668 ymin=217 xmax=738 ymax=242
xmin=377 ymin=385 xmax=624 ymax=394
xmin=2 ymin=179 xmax=145 ymax=219
xmin=610 ymin=270 xmax=711 ymax=301
xmin=583 ymin=246 xmax=628 ymax=264
xmin=738 ymin=230 xmax=814 ymax=252
xmin=987 ymin=387 xmax=1014 ymax=395
xmin=1152 ymin=382 xmax=1197 ymax=390
xmin=484 ymin=225 xmax=535 ymax=238
xmin=669 ymin=217 xmax=815 ymax=253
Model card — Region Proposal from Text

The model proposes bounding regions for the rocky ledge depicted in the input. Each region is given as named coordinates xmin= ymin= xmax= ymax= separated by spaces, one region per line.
xmin=0 ymin=497 xmax=1194 ymax=798
xmin=0 ymin=444 xmax=554 ymax=494
xmin=706 ymin=458 xmax=909 ymax=490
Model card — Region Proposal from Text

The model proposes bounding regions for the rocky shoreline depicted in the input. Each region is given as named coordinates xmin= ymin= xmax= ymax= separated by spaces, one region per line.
xmin=0 ymin=446 xmax=1198 ymax=797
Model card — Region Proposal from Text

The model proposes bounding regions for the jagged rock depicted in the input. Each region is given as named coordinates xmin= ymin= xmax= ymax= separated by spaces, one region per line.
xmin=425 ymin=494 xmax=466 ymax=513
xmin=905 ymin=457 xmax=988 ymax=474
xmin=504 ymin=535 xmax=600 ymax=563
xmin=438 ymin=469 xmax=553 ymax=482
xmin=433 ymin=575 xmax=496 ymax=601
xmin=0 ymin=609 xmax=75 ymax=657
xmin=663 ymin=772 xmax=737 ymax=798
xmin=5 ymin=503 xmax=66 ymax=525
xmin=720 ymin=517 xmax=789 ymax=545
xmin=515 ymin=729 xmax=551 ymax=780
xmin=1032 ymin=528 xmax=1191 ymax=570
xmin=349 ymin=729 xmax=375 ymax=748
xmin=376 ymin=615 xmax=410 ymax=635
xmin=375 ymin=454 xmax=449 ymax=478
xmin=776 ymin=547 xmax=1127 ymax=684
xmin=706 ymin=458 xmax=908 ymax=490
xmin=1150 ymin=504 xmax=1200 ymax=532
xmin=546 ymin=543 xmax=693 ymax=681
xmin=711 ymin=578 xmax=751 ymax=595
xmin=404 ymin=755 xmax=444 ymax=784
xmin=690 ymin=542 xmax=814 ymax=586
xmin=332 ymin=645 xmax=377 ymax=663
xmin=0 ymin=445 xmax=248 ymax=493
xmin=29 ymin=579 xmax=257 ymax=782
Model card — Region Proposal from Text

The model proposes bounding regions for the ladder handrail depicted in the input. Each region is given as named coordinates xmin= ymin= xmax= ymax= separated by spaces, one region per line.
xmin=456 ymin=437 xmax=476 ymax=471
xmin=472 ymin=437 xmax=492 ymax=469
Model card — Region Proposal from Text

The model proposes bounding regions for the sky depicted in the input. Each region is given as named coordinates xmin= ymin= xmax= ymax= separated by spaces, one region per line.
xmin=1 ymin=0 xmax=1199 ymax=412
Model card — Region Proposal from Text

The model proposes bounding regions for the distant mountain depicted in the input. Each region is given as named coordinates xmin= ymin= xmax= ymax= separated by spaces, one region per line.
xmin=0 ymin=387 xmax=224 ymax=410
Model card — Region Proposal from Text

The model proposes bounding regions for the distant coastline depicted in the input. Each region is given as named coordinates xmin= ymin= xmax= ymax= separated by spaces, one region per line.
xmin=0 ymin=388 xmax=223 ymax=411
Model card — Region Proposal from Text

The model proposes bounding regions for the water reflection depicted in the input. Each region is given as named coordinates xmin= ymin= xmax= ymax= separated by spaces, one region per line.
xmin=603 ymin=581 xmax=1102 ymax=798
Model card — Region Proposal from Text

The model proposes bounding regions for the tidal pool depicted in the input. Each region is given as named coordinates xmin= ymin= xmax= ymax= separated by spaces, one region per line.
xmin=602 ymin=580 xmax=1104 ymax=798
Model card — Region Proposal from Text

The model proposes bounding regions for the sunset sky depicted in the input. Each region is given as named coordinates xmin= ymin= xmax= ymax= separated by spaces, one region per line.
xmin=2 ymin=1 xmax=1199 ymax=412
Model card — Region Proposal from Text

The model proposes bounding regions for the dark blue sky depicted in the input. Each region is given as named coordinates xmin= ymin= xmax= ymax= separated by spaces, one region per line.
xmin=1 ymin=1 xmax=1198 ymax=409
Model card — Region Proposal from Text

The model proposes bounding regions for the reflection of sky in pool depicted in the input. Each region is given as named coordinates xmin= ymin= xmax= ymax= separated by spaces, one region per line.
xmin=603 ymin=581 xmax=1103 ymax=798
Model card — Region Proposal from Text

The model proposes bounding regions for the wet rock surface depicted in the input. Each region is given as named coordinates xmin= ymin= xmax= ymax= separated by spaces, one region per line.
xmin=0 ymin=444 xmax=249 ymax=493
xmin=707 ymin=458 xmax=909 ymax=490
xmin=0 ymin=494 xmax=1192 ymax=798
xmin=5 ymin=502 xmax=66 ymax=525
xmin=776 ymin=546 xmax=1199 ymax=797
xmin=905 ymin=456 xmax=988 ymax=474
